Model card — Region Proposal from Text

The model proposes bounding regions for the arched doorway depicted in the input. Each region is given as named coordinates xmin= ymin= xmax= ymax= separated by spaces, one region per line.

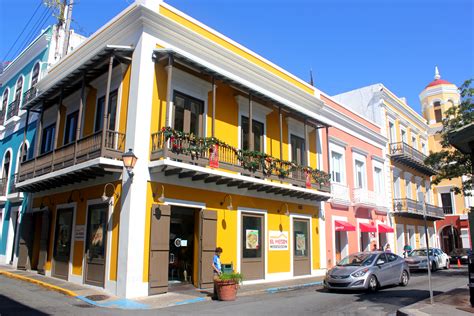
xmin=440 ymin=225 xmax=461 ymax=254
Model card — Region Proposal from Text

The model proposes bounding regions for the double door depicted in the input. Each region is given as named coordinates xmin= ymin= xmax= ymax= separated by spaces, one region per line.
xmin=84 ymin=204 xmax=108 ymax=287
xmin=52 ymin=208 xmax=74 ymax=280
xmin=293 ymin=218 xmax=310 ymax=276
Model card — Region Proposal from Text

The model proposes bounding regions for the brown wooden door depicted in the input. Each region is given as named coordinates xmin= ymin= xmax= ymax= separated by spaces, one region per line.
xmin=52 ymin=208 xmax=74 ymax=280
xmin=241 ymin=213 xmax=265 ymax=281
xmin=17 ymin=213 xmax=34 ymax=270
xmin=37 ymin=210 xmax=51 ymax=274
xmin=149 ymin=204 xmax=171 ymax=295
xmin=199 ymin=209 xmax=217 ymax=289
xmin=84 ymin=204 xmax=108 ymax=287
xmin=293 ymin=219 xmax=311 ymax=276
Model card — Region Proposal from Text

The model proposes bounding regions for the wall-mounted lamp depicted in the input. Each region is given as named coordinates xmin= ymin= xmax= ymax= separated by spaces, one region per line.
xmin=153 ymin=185 xmax=165 ymax=203
xmin=101 ymin=183 xmax=119 ymax=205
xmin=220 ymin=194 xmax=233 ymax=210
xmin=278 ymin=203 xmax=290 ymax=216
xmin=67 ymin=189 xmax=84 ymax=204
xmin=39 ymin=196 xmax=54 ymax=210
xmin=122 ymin=148 xmax=138 ymax=177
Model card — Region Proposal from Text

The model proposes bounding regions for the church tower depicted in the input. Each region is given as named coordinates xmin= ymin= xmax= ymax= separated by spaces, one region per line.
xmin=419 ymin=67 xmax=469 ymax=253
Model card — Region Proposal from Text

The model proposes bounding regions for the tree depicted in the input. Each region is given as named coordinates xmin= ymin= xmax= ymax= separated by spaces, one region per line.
xmin=425 ymin=79 xmax=473 ymax=196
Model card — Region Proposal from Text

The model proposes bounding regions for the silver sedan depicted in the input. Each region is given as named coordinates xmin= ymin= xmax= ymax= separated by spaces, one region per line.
xmin=324 ymin=251 xmax=410 ymax=291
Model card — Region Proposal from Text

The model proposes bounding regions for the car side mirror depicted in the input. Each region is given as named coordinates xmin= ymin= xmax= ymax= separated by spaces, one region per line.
xmin=376 ymin=259 xmax=384 ymax=265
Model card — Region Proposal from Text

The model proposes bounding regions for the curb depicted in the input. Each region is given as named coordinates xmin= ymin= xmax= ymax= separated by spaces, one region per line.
xmin=266 ymin=281 xmax=323 ymax=294
xmin=0 ymin=270 xmax=77 ymax=297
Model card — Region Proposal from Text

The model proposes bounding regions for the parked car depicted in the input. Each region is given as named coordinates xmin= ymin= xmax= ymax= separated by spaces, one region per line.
xmin=405 ymin=248 xmax=450 ymax=271
xmin=449 ymin=248 xmax=472 ymax=264
xmin=324 ymin=252 xmax=410 ymax=292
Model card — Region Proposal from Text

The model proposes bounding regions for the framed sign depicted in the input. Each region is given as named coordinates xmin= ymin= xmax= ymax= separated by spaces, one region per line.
xmin=74 ymin=225 xmax=85 ymax=240
xmin=269 ymin=230 xmax=288 ymax=250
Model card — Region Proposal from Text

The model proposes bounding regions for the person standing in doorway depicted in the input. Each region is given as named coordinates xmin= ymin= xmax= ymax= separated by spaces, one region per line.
xmin=212 ymin=247 xmax=223 ymax=300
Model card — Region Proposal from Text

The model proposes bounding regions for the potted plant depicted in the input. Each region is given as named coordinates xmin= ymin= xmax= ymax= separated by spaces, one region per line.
xmin=216 ymin=272 xmax=243 ymax=301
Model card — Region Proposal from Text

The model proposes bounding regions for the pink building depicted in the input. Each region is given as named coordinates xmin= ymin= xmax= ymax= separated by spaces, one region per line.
xmin=318 ymin=94 xmax=391 ymax=268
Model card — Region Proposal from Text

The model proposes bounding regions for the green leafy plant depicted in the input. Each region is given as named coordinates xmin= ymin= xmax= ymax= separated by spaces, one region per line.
xmin=218 ymin=272 xmax=243 ymax=284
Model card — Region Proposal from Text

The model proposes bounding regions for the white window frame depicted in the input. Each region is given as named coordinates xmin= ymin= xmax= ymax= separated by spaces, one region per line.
xmin=329 ymin=141 xmax=346 ymax=185
xmin=400 ymin=126 xmax=407 ymax=144
xmin=404 ymin=172 xmax=412 ymax=199
xmin=372 ymin=160 xmax=385 ymax=196
xmin=388 ymin=120 xmax=396 ymax=143
xmin=437 ymin=186 xmax=456 ymax=214
xmin=352 ymin=151 xmax=367 ymax=189
xmin=286 ymin=117 xmax=313 ymax=165
xmin=421 ymin=141 xmax=427 ymax=155
xmin=411 ymin=134 xmax=417 ymax=149
xmin=1 ymin=88 xmax=9 ymax=111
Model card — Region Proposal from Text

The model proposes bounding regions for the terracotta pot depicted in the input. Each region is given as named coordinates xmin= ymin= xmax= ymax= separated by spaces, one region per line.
xmin=216 ymin=280 xmax=238 ymax=301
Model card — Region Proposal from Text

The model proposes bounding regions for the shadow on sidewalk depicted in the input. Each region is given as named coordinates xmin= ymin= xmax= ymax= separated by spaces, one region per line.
xmin=0 ymin=294 xmax=48 ymax=316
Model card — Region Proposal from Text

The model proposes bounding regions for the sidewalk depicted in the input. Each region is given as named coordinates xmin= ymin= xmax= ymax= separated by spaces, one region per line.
xmin=0 ymin=264 xmax=324 ymax=310
xmin=397 ymin=287 xmax=474 ymax=316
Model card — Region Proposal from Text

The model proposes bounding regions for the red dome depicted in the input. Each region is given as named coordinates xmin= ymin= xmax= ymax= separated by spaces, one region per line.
xmin=426 ymin=79 xmax=452 ymax=88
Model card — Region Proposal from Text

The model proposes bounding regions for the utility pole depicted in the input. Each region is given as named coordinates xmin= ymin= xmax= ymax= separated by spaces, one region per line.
xmin=419 ymin=191 xmax=434 ymax=305
xmin=62 ymin=0 xmax=73 ymax=57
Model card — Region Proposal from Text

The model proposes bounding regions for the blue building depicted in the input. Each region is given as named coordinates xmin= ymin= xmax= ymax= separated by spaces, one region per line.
xmin=0 ymin=23 xmax=84 ymax=266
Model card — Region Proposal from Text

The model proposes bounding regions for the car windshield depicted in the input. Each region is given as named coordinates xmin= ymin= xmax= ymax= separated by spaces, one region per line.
xmin=337 ymin=253 xmax=377 ymax=266
xmin=409 ymin=249 xmax=433 ymax=257
xmin=450 ymin=249 xmax=469 ymax=256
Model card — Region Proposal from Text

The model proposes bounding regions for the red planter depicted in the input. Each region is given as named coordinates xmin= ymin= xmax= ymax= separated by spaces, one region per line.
xmin=216 ymin=280 xmax=238 ymax=301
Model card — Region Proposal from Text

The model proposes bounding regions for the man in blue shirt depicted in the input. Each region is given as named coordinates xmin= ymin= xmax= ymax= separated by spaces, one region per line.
xmin=212 ymin=247 xmax=223 ymax=299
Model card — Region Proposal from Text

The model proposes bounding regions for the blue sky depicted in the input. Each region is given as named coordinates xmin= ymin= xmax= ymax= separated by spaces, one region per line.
xmin=1 ymin=0 xmax=473 ymax=113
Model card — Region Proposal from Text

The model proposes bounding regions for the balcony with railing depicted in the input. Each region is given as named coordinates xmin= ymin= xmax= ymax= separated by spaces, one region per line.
xmin=443 ymin=206 xmax=453 ymax=215
xmin=6 ymin=99 xmax=21 ymax=122
xmin=22 ymin=87 xmax=38 ymax=108
xmin=389 ymin=142 xmax=436 ymax=176
xmin=352 ymin=188 xmax=377 ymax=207
xmin=150 ymin=129 xmax=331 ymax=202
xmin=393 ymin=198 xmax=444 ymax=220
xmin=329 ymin=182 xmax=351 ymax=206
xmin=17 ymin=130 xmax=125 ymax=192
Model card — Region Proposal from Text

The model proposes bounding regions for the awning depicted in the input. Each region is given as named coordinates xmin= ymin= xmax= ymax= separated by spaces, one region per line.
xmin=359 ymin=223 xmax=377 ymax=233
xmin=335 ymin=220 xmax=356 ymax=232
xmin=378 ymin=223 xmax=394 ymax=233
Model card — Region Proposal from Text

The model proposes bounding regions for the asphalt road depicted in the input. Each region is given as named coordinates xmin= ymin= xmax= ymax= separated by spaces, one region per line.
xmin=0 ymin=267 xmax=468 ymax=316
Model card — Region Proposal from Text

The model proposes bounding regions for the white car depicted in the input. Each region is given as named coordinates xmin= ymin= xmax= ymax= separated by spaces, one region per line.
xmin=405 ymin=248 xmax=450 ymax=271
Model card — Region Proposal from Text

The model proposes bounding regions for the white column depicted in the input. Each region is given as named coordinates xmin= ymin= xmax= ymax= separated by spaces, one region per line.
xmin=316 ymin=129 xmax=327 ymax=269
xmin=117 ymin=31 xmax=155 ymax=298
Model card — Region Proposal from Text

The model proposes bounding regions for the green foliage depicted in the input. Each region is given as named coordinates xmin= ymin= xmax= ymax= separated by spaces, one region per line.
xmin=218 ymin=272 xmax=243 ymax=284
xmin=425 ymin=79 xmax=473 ymax=196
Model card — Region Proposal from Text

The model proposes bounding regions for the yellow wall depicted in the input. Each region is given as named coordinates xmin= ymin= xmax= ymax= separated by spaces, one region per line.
xmin=143 ymin=182 xmax=321 ymax=283
xmin=33 ymin=182 xmax=121 ymax=280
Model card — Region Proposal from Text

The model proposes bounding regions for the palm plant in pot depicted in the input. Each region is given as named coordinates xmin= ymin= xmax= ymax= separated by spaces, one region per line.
xmin=216 ymin=272 xmax=243 ymax=301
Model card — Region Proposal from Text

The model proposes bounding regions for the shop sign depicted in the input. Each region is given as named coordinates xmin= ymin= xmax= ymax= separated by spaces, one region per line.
xmin=74 ymin=225 xmax=85 ymax=240
xmin=269 ymin=230 xmax=288 ymax=250
xmin=209 ymin=144 xmax=219 ymax=168
xmin=305 ymin=171 xmax=311 ymax=189
xmin=245 ymin=229 xmax=259 ymax=249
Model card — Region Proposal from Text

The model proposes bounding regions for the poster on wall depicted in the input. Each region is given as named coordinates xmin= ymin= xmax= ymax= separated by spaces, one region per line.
xmin=269 ymin=231 xmax=288 ymax=250
xmin=209 ymin=144 xmax=219 ymax=168
xmin=296 ymin=233 xmax=306 ymax=254
xmin=246 ymin=229 xmax=259 ymax=249
xmin=74 ymin=225 xmax=85 ymax=240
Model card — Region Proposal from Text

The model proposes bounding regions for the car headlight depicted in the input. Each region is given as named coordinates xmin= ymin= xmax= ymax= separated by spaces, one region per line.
xmin=351 ymin=268 xmax=369 ymax=278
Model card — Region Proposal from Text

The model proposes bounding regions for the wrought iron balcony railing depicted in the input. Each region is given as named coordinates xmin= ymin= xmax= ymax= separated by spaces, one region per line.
xmin=389 ymin=142 xmax=436 ymax=176
xmin=393 ymin=198 xmax=444 ymax=220
xmin=6 ymin=99 xmax=20 ymax=121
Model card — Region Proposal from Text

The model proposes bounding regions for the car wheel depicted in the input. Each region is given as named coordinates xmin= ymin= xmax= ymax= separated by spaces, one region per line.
xmin=399 ymin=270 xmax=409 ymax=286
xmin=430 ymin=261 xmax=437 ymax=272
xmin=367 ymin=275 xmax=378 ymax=292
xmin=444 ymin=260 xmax=450 ymax=269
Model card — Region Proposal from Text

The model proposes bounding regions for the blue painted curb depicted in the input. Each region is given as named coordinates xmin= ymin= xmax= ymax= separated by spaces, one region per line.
xmin=76 ymin=296 xmax=150 ymax=310
xmin=171 ymin=297 xmax=207 ymax=306
xmin=266 ymin=281 xmax=323 ymax=294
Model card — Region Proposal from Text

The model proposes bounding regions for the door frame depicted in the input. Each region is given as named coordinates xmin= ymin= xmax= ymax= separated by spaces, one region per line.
xmin=236 ymin=207 xmax=267 ymax=282
xmin=51 ymin=202 xmax=76 ymax=280
xmin=290 ymin=213 xmax=313 ymax=276
xmin=82 ymin=199 xmax=114 ymax=290
xmin=331 ymin=215 xmax=349 ymax=265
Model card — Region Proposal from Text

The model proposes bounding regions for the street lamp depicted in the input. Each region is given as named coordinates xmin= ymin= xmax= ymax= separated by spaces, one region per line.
xmin=418 ymin=191 xmax=434 ymax=305
xmin=122 ymin=148 xmax=138 ymax=177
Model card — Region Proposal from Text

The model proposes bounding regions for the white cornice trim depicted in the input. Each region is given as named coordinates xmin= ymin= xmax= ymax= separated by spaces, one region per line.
xmin=351 ymin=147 xmax=369 ymax=157
xmin=380 ymin=88 xmax=428 ymax=130
xmin=419 ymin=85 xmax=459 ymax=101
xmin=371 ymin=155 xmax=385 ymax=164
xmin=329 ymin=136 xmax=347 ymax=148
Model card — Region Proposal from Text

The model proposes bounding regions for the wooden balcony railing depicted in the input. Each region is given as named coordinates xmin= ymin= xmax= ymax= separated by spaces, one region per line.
xmin=393 ymin=198 xmax=444 ymax=219
xmin=151 ymin=129 xmax=330 ymax=192
xmin=18 ymin=130 xmax=126 ymax=182
xmin=6 ymin=99 xmax=20 ymax=121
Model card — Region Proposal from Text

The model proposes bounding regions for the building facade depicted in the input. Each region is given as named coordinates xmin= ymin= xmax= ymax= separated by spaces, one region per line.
xmin=335 ymin=84 xmax=444 ymax=257
xmin=420 ymin=67 xmax=473 ymax=253
xmin=319 ymin=94 xmax=391 ymax=268
xmin=13 ymin=0 xmax=337 ymax=298
xmin=0 ymin=20 xmax=84 ymax=266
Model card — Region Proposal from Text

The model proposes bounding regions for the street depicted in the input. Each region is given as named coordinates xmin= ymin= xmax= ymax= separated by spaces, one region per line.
xmin=0 ymin=267 xmax=468 ymax=315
